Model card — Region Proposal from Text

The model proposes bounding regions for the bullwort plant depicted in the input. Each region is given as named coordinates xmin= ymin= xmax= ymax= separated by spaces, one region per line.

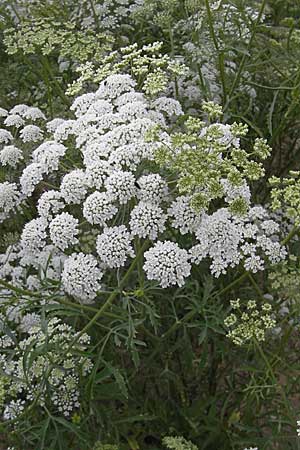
xmin=0 ymin=1 xmax=300 ymax=450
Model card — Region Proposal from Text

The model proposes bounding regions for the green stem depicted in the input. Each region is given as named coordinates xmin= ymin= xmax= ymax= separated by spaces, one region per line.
xmin=197 ymin=64 xmax=209 ymax=101
xmin=53 ymin=296 xmax=123 ymax=320
xmin=139 ymin=271 xmax=249 ymax=373
xmin=245 ymin=81 xmax=296 ymax=91
xmin=0 ymin=278 xmax=40 ymax=297
xmin=254 ymin=339 xmax=295 ymax=423
xmin=213 ymin=272 xmax=248 ymax=298
xmin=281 ymin=225 xmax=299 ymax=246
xmin=88 ymin=0 xmax=100 ymax=32
xmin=64 ymin=240 xmax=149 ymax=354
xmin=246 ymin=272 xmax=266 ymax=301
xmin=41 ymin=55 xmax=71 ymax=107
xmin=224 ymin=0 xmax=267 ymax=112
xmin=134 ymin=237 xmax=145 ymax=289
xmin=204 ymin=0 xmax=227 ymax=104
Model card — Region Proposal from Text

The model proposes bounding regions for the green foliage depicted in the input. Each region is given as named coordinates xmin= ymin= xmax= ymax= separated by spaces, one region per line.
xmin=162 ymin=436 xmax=198 ymax=450
xmin=93 ymin=444 xmax=119 ymax=450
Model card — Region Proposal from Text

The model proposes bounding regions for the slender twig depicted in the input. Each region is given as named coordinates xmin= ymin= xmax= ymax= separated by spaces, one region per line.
xmin=204 ymin=0 xmax=227 ymax=104
xmin=224 ymin=0 xmax=267 ymax=112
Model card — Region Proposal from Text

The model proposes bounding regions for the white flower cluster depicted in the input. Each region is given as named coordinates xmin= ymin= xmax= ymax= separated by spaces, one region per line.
xmin=37 ymin=190 xmax=65 ymax=220
xmin=137 ymin=173 xmax=169 ymax=203
xmin=144 ymin=241 xmax=191 ymax=288
xmin=49 ymin=212 xmax=79 ymax=250
xmin=221 ymin=179 xmax=251 ymax=206
xmin=3 ymin=399 xmax=25 ymax=421
xmin=62 ymin=253 xmax=103 ymax=303
xmin=0 ymin=103 xmax=58 ymax=224
xmin=60 ymin=169 xmax=91 ymax=203
xmin=168 ymin=195 xmax=202 ymax=234
xmin=130 ymin=202 xmax=166 ymax=240
xmin=0 ymin=145 xmax=23 ymax=167
xmin=20 ymin=218 xmax=47 ymax=256
xmin=0 ymin=182 xmax=22 ymax=221
xmin=79 ymin=0 xmax=145 ymax=30
xmin=83 ymin=191 xmax=117 ymax=225
xmin=0 ymin=129 xmax=13 ymax=144
xmin=105 ymin=170 xmax=136 ymax=204
xmin=190 ymin=207 xmax=286 ymax=277
xmin=0 ymin=74 xmax=286 ymax=296
xmin=20 ymin=124 xmax=43 ymax=142
xmin=20 ymin=163 xmax=44 ymax=196
xmin=96 ymin=225 xmax=134 ymax=268
xmin=32 ymin=141 xmax=67 ymax=173
xmin=0 ymin=316 xmax=92 ymax=419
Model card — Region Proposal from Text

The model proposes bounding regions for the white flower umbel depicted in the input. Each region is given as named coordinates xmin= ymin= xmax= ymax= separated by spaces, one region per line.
xmin=118 ymin=101 xmax=148 ymax=121
xmin=3 ymin=399 xmax=25 ymax=420
xmin=10 ymin=104 xmax=28 ymax=116
xmin=82 ymin=141 xmax=112 ymax=165
xmin=0 ymin=182 xmax=22 ymax=222
xmin=108 ymin=142 xmax=155 ymax=171
xmin=20 ymin=124 xmax=43 ymax=142
xmin=62 ymin=253 xmax=103 ymax=303
xmin=37 ymin=190 xmax=65 ymax=220
xmin=60 ymin=169 xmax=91 ymax=204
xmin=0 ymin=145 xmax=23 ymax=167
xmin=221 ymin=178 xmax=251 ymax=206
xmin=130 ymin=201 xmax=167 ymax=240
xmin=152 ymin=97 xmax=183 ymax=117
xmin=143 ymin=240 xmax=191 ymax=288
xmin=32 ymin=141 xmax=67 ymax=173
xmin=51 ymin=383 xmax=80 ymax=416
xmin=23 ymin=106 xmax=46 ymax=121
xmin=168 ymin=195 xmax=202 ymax=234
xmin=46 ymin=118 xmax=65 ymax=133
xmin=87 ymin=99 xmax=114 ymax=117
xmin=0 ymin=107 xmax=8 ymax=117
xmin=96 ymin=74 xmax=136 ymax=100
xmin=115 ymin=91 xmax=146 ymax=107
xmin=4 ymin=114 xmax=25 ymax=128
xmin=83 ymin=191 xmax=117 ymax=226
xmin=20 ymin=218 xmax=47 ymax=255
xmin=190 ymin=209 xmax=246 ymax=277
xmin=96 ymin=225 xmax=134 ymax=268
xmin=20 ymin=313 xmax=41 ymax=333
xmin=137 ymin=173 xmax=169 ymax=203
xmin=54 ymin=119 xmax=75 ymax=142
xmin=70 ymin=92 xmax=97 ymax=117
xmin=0 ymin=129 xmax=13 ymax=144
xmin=0 ymin=316 xmax=92 ymax=418
xmin=103 ymin=118 xmax=154 ymax=149
xmin=85 ymin=160 xmax=112 ymax=189
xmin=105 ymin=170 xmax=136 ymax=204
xmin=49 ymin=212 xmax=79 ymax=251
xmin=256 ymin=235 xmax=287 ymax=264
xmin=190 ymin=207 xmax=286 ymax=277
xmin=20 ymin=163 xmax=44 ymax=196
